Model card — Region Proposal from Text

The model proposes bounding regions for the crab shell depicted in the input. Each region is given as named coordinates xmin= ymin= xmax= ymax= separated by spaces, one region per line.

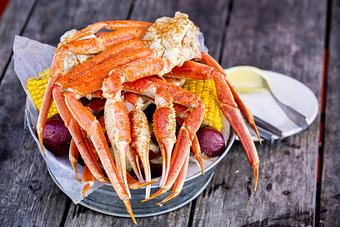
xmin=36 ymin=12 xmax=259 ymax=224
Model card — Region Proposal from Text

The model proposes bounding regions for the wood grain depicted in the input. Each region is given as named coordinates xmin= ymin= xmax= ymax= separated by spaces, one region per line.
xmin=191 ymin=0 xmax=325 ymax=226
xmin=0 ymin=0 xmax=331 ymax=226
xmin=0 ymin=0 xmax=36 ymax=82
xmin=320 ymin=0 xmax=340 ymax=226
xmin=0 ymin=1 xmax=68 ymax=226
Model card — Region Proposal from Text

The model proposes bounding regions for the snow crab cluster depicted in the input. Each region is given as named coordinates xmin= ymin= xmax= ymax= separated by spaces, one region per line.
xmin=36 ymin=12 xmax=260 ymax=223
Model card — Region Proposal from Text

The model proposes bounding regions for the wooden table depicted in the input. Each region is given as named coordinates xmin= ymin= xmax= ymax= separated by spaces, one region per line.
xmin=0 ymin=0 xmax=339 ymax=226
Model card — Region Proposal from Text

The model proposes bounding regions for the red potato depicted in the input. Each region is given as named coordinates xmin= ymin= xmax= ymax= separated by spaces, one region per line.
xmin=43 ymin=114 xmax=72 ymax=156
xmin=197 ymin=127 xmax=226 ymax=157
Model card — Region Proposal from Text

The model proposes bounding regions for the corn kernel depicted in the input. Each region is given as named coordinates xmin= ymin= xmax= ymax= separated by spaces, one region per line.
xmin=26 ymin=69 xmax=58 ymax=118
xmin=183 ymin=79 xmax=223 ymax=131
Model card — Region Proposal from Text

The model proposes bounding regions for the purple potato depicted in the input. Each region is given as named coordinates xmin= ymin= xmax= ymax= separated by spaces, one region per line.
xmin=43 ymin=114 xmax=72 ymax=156
xmin=197 ymin=127 xmax=225 ymax=157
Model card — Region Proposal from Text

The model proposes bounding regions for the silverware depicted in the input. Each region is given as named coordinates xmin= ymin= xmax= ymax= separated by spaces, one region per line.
xmin=256 ymin=126 xmax=276 ymax=142
xmin=226 ymin=66 xmax=309 ymax=130
xmin=263 ymin=80 xmax=309 ymax=130
xmin=252 ymin=71 xmax=309 ymax=130
xmin=254 ymin=115 xmax=283 ymax=137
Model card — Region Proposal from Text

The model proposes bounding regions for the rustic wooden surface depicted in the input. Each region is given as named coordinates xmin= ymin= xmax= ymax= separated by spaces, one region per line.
xmin=320 ymin=0 xmax=340 ymax=226
xmin=0 ymin=0 xmax=338 ymax=226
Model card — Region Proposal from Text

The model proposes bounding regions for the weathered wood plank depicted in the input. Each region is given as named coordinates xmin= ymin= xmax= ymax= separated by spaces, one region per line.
xmin=320 ymin=0 xmax=340 ymax=226
xmin=0 ymin=0 xmax=36 ymax=81
xmin=0 ymin=0 xmax=132 ymax=226
xmin=191 ymin=0 xmax=325 ymax=226
xmin=63 ymin=0 xmax=230 ymax=226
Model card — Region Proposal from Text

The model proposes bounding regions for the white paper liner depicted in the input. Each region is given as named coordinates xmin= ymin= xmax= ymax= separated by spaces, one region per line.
xmin=13 ymin=35 xmax=102 ymax=203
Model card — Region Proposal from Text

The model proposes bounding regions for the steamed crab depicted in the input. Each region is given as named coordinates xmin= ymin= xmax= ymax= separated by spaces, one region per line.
xmin=37 ymin=12 xmax=260 ymax=223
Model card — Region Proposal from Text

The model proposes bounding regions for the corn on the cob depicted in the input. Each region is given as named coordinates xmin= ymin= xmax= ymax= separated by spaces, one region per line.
xmin=183 ymin=79 xmax=223 ymax=131
xmin=26 ymin=69 xmax=58 ymax=118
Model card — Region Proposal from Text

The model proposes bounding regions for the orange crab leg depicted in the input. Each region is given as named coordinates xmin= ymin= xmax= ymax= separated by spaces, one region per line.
xmin=63 ymin=92 xmax=135 ymax=223
xmin=153 ymin=89 xmax=176 ymax=187
xmin=124 ymin=93 xmax=152 ymax=198
xmin=127 ymin=172 xmax=159 ymax=190
xmin=37 ymin=46 xmax=68 ymax=150
xmin=102 ymin=77 xmax=140 ymax=192
xmin=151 ymin=96 xmax=204 ymax=198
xmin=62 ymin=39 xmax=146 ymax=86
xmin=192 ymin=134 xmax=204 ymax=175
xmin=69 ymin=139 xmax=80 ymax=180
xmin=213 ymin=70 xmax=259 ymax=191
xmin=38 ymin=34 xmax=146 ymax=151
xmin=81 ymin=165 xmax=95 ymax=197
xmin=200 ymin=52 xmax=261 ymax=142
xmin=127 ymin=147 xmax=144 ymax=183
xmin=52 ymin=85 xmax=106 ymax=182
xmin=124 ymin=77 xmax=204 ymax=202
xmin=168 ymin=61 xmax=259 ymax=191
xmin=64 ymin=20 xmax=151 ymax=44
xmin=157 ymin=149 xmax=190 ymax=205
xmin=173 ymin=104 xmax=204 ymax=174
xmin=67 ymin=27 xmax=146 ymax=55
xmin=59 ymin=48 xmax=156 ymax=95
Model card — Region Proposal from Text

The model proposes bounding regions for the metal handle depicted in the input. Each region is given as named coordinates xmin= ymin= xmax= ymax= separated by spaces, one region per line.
xmin=267 ymin=86 xmax=308 ymax=130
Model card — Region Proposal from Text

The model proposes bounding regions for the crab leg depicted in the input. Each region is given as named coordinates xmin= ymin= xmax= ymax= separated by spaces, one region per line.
xmin=52 ymin=85 xmax=106 ymax=182
xmin=200 ymin=52 xmax=261 ymax=142
xmin=174 ymin=104 xmax=204 ymax=174
xmin=128 ymin=146 xmax=144 ymax=183
xmin=37 ymin=46 xmax=68 ymax=149
xmin=168 ymin=61 xmax=259 ymax=191
xmin=88 ymin=96 xmax=144 ymax=184
xmin=38 ymin=38 xmax=145 ymax=151
xmin=153 ymin=90 xmax=176 ymax=187
xmin=64 ymin=20 xmax=151 ymax=44
xmin=81 ymin=165 xmax=95 ymax=197
xmin=67 ymin=27 xmax=146 ymax=55
xmin=157 ymin=149 xmax=190 ymax=205
xmin=124 ymin=77 xmax=204 ymax=202
xmin=58 ymin=48 xmax=155 ymax=95
xmin=145 ymin=98 xmax=204 ymax=201
xmin=102 ymin=78 xmax=136 ymax=193
xmin=69 ymin=139 xmax=80 ymax=180
xmin=127 ymin=172 xmax=159 ymax=190
xmin=124 ymin=93 xmax=152 ymax=198
xmin=63 ymin=92 xmax=135 ymax=223
xmin=62 ymin=39 xmax=146 ymax=85
xmin=87 ymin=54 xmax=168 ymax=194
xmin=192 ymin=134 xmax=204 ymax=175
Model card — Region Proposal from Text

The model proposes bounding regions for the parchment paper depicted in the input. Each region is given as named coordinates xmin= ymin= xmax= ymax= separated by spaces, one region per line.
xmin=13 ymin=35 xmax=102 ymax=204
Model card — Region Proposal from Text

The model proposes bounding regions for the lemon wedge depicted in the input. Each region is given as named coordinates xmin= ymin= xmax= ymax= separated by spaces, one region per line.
xmin=224 ymin=66 xmax=269 ymax=93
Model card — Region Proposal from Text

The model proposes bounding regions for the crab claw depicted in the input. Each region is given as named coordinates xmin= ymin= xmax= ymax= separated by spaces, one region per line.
xmin=173 ymin=104 xmax=204 ymax=175
xmin=157 ymin=150 xmax=190 ymax=206
xmin=169 ymin=58 xmax=260 ymax=192
xmin=200 ymin=53 xmax=260 ymax=191
xmin=124 ymin=92 xmax=152 ymax=198
xmin=153 ymin=89 xmax=177 ymax=187
xmin=63 ymin=91 xmax=135 ymax=223
xmin=103 ymin=77 xmax=132 ymax=192
xmin=69 ymin=139 xmax=80 ymax=180
xmin=81 ymin=165 xmax=95 ymax=197
xmin=192 ymin=134 xmax=204 ymax=175
xmin=127 ymin=172 xmax=159 ymax=190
